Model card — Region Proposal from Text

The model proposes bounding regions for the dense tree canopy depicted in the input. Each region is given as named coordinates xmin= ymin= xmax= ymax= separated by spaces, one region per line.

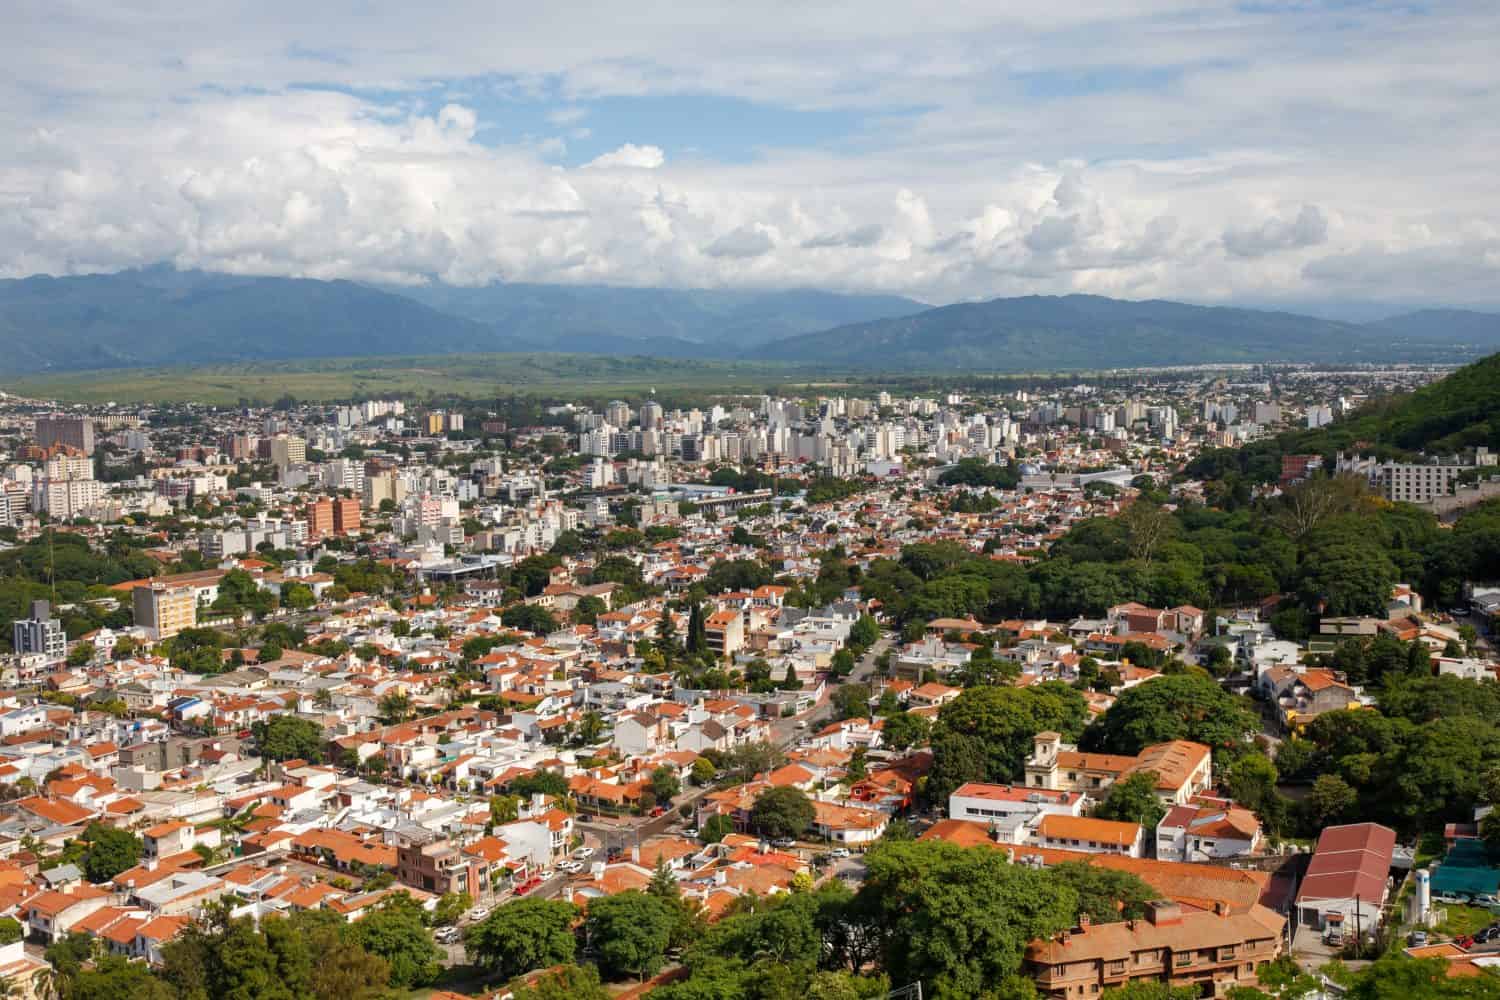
xmin=1082 ymin=672 xmax=1257 ymax=760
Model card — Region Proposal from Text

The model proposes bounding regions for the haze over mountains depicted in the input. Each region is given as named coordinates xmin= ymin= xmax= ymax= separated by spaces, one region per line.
xmin=2 ymin=267 xmax=1498 ymax=374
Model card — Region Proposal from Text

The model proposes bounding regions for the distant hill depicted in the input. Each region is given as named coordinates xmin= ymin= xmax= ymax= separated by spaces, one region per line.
xmin=0 ymin=269 xmax=922 ymax=371
xmin=1364 ymin=308 xmax=1500 ymax=348
xmin=390 ymin=282 xmax=925 ymax=354
xmin=0 ymin=268 xmax=512 ymax=372
xmin=5 ymin=268 xmax=1500 ymax=375
xmin=764 ymin=294 xmax=1500 ymax=369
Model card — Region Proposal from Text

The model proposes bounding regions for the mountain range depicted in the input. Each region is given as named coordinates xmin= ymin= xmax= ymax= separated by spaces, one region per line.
xmin=1 ymin=267 xmax=1498 ymax=373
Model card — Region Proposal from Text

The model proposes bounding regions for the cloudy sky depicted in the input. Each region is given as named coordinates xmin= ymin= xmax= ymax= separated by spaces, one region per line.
xmin=4 ymin=1 xmax=1498 ymax=311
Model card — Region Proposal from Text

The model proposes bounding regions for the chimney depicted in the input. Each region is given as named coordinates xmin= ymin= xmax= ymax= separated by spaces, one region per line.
xmin=1078 ymin=913 xmax=1091 ymax=931
xmin=1213 ymin=900 xmax=1229 ymax=917
xmin=630 ymin=846 xmax=640 ymax=864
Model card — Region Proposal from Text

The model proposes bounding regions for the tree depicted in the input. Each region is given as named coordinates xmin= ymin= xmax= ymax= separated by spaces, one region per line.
xmin=253 ymin=715 xmax=326 ymax=762
xmin=502 ymin=604 xmax=560 ymax=635
xmin=701 ymin=813 xmax=736 ymax=844
xmin=934 ymin=683 xmax=1088 ymax=784
xmin=574 ymin=595 xmax=607 ymax=625
xmin=832 ymin=683 xmax=872 ymax=721
xmin=1272 ymin=474 xmax=1371 ymax=543
xmin=283 ymin=582 xmax=316 ymax=611
xmin=691 ymin=757 xmax=717 ymax=786
xmin=687 ymin=602 xmax=708 ymax=655
xmin=1224 ymin=753 xmax=1287 ymax=834
xmin=466 ymin=898 xmax=578 ymax=980
xmin=67 ymin=955 xmax=175 ymax=1000
xmin=927 ymin=731 xmax=988 ymax=808
xmin=378 ymin=691 xmax=412 ymax=725
xmin=1120 ymin=499 xmax=1174 ymax=563
xmin=650 ymin=765 xmax=682 ymax=803
xmin=490 ymin=794 xmax=521 ymax=825
xmin=881 ymin=711 xmax=932 ymax=753
xmin=511 ymin=964 xmax=610 ymax=1000
xmin=66 ymin=641 xmax=95 ymax=667
xmin=1094 ymin=772 xmax=1166 ymax=832
xmin=1084 ymin=672 xmax=1256 ymax=758
xmin=586 ymin=890 xmax=675 ymax=981
xmin=751 ymin=786 xmax=816 ymax=840
xmin=432 ymin=891 xmax=472 ymax=927
xmin=510 ymin=770 xmax=570 ymax=800
xmin=349 ymin=895 xmax=441 ymax=987
xmin=80 ymin=822 xmax=142 ymax=883
xmin=856 ymin=840 xmax=1075 ymax=999
xmin=575 ymin=710 xmax=605 ymax=746
xmin=1102 ymin=985 xmax=1200 ymax=1000
xmin=850 ymin=614 xmax=880 ymax=649
xmin=1050 ymin=861 xmax=1156 ymax=923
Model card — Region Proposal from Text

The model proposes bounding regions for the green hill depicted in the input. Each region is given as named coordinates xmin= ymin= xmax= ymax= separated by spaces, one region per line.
xmin=765 ymin=294 xmax=1500 ymax=369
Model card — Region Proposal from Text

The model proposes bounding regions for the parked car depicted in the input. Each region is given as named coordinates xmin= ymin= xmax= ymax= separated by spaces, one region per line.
xmin=1435 ymin=893 xmax=1471 ymax=905
xmin=684 ymin=827 xmax=700 ymax=839
xmin=830 ymin=847 xmax=851 ymax=859
xmin=435 ymin=926 xmax=463 ymax=943
xmin=573 ymin=847 xmax=595 ymax=859
xmin=466 ymin=907 xmax=489 ymax=922
xmin=772 ymin=837 xmax=796 ymax=849
xmin=1477 ymin=894 xmax=1500 ymax=907
xmin=1408 ymin=930 xmax=1429 ymax=947
xmin=650 ymin=806 xmax=666 ymax=817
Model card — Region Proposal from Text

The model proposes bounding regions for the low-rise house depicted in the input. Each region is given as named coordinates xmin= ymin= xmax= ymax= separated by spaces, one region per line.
xmin=1023 ymin=900 xmax=1284 ymax=999
xmin=1155 ymin=801 xmax=1262 ymax=862
xmin=1025 ymin=734 xmax=1212 ymax=806
xmin=1033 ymin=814 xmax=1144 ymax=857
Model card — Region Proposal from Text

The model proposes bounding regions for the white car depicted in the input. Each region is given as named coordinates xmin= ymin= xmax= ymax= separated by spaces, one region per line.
xmin=572 ymin=847 xmax=595 ymax=859
xmin=466 ymin=907 xmax=489 ymax=922
xmin=831 ymin=848 xmax=851 ymax=859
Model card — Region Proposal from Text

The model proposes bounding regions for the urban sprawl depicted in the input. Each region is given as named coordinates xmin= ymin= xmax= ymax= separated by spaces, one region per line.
xmin=0 ymin=363 xmax=1498 ymax=999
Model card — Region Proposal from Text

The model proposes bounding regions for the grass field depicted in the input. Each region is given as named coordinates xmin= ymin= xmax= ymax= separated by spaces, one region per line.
xmin=2 ymin=353 xmax=827 ymax=404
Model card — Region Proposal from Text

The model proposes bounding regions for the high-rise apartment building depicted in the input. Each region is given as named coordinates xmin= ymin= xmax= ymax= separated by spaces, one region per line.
xmin=35 ymin=416 xmax=95 ymax=455
xmin=306 ymin=498 xmax=334 ymax=539
xmin=267 ymin=435 xmax=306 ymax=469
xmin=332 ymin=497 xmax=361 ymax=535
xmin=605 ymin=400 xmax=632 ymax=428
xmin=11 ymin=600 xmax=67 ymax=663
xmin=639 ymin=400 xmax=663 ymax=430
xmin=133 ymin=583 xmax=197 ymax=641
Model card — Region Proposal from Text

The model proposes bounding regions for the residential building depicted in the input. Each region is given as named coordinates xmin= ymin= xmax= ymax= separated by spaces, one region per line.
xmin=35 ymin=415 xmax=95 ymax=455
xmin=1033 ymin=814 xmax=1145 ymax=857
xmin=332 ymin=497 xmax=360 ymax=535
xmin=1023 ymin=900 xmax=1285 ymax=999
xmin=12 ymin=600 xmax=67 ymax=664
xmin=1155 ymin=801 xmax=1262 ymax=862
xmin=1025 ymin=734 xmax=1213 ymax=806
xmin=133 ymin=583 xmax=197 ymax=641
